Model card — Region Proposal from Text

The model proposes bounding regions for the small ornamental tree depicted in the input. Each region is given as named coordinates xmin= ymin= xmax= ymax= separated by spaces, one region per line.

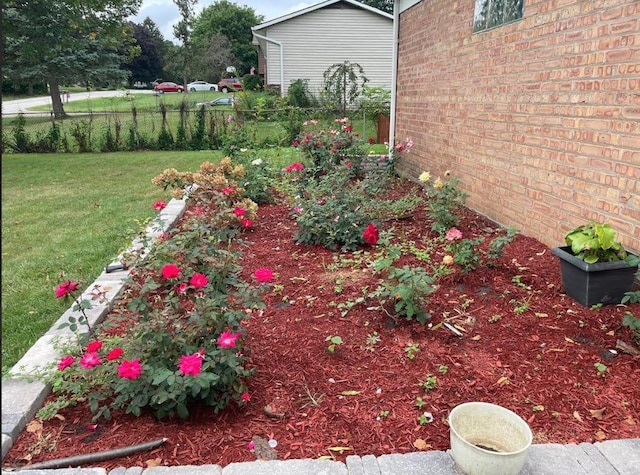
xmin=322 ymin=61 xmax=369 ymax=115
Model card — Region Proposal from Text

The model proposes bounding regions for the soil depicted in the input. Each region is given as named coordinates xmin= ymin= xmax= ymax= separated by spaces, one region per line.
xmin=4 ymin=178 xmax=640 ymax=471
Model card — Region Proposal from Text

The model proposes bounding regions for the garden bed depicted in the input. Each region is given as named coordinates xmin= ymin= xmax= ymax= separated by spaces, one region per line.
xmin=4 ymin=179 xmax=639 ymax=471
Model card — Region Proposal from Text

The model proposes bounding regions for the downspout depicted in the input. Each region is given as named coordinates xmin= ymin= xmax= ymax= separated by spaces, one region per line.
xmin=389 ymin=1 xmax=400 ymax=158
xmin=251 ymin=31 xmax=285 ymax=97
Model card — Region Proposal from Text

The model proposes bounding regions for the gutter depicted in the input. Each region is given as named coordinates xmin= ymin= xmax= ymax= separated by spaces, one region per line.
xmin=251 ymin=31 xmax=285 ymax=97
xmin=389 ymin=0 xmax=400 ymax=157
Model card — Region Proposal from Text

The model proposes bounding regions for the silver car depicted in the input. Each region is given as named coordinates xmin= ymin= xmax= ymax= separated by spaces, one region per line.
xmin=187 ymin=80 xmax=218 ymax=92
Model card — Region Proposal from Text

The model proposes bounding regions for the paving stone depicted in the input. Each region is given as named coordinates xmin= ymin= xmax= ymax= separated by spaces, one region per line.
xmin=107 ymin=468 xmax=144 ymax=475
xmin=360 ymin=454 xmax=382 ymax=475
xmin=563 ymin=443 xmax=618 ymax=475
xmin=1 ymin=379 xmax=50 ymax=439
xmin=377 ymin=451 xmax=458 ymax=474
xmin=2 ymin=470 xmax=107 ymax=474
xmin=143 ymin=465 xmax=221 ymax=474
xmin=8 ymin=334 xmax=75 ymax=377
xmin=345 ymin=455 xmax=364 ymax=475
xmin=595 ymin=439 xmax=640 ymax=475
xmin=223 ymin=459 xmax=347 ymax=475
xmin=518 ymin=444 xmax=588 ymax=474
xmin=1 ymin=433 xmax=14 ymax=459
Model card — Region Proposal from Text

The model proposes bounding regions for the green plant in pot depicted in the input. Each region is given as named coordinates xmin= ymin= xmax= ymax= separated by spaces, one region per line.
xmin=551 ymin=221 xmax=638 ymax=307
xmin=564 ymin=222 xmax=627 ymax=264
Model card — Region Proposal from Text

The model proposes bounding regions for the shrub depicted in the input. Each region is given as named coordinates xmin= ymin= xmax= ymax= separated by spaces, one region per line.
xmin=293 ymin=117 xmax=366 ymax=178
xmin=417 ymin=170 xmax=469 ymax=234
xmin=38 ymin=162 xmax=272 ymax=421
xmin=291 ymin=168 xmax=374 ymax=251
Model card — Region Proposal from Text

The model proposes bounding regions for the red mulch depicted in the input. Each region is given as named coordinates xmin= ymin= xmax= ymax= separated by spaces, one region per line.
xmin=4 ymin=179 xmax=640 ymax=471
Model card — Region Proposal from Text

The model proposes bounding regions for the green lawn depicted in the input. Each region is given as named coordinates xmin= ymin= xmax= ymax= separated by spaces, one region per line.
xmin=0 ymin=150 xmax=237 ymax=370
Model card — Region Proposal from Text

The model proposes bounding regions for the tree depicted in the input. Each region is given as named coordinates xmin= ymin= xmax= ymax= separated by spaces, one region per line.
xmin=173 ymin=0 xmax=197 ymax=91
xmin=191 ymin=0 xmax=263 ymax=77
xmin=191 ymin=34 xmax=236 ymax=83
xmin=2 ymin=0 xmax=141 ymax=118
xmin=322 ymin=61 xmax=369 ymax=115
xmin=124 ymin=21 xmax=164 ymax=86
xmin=359 ymin=0 xmax=393 ymax=14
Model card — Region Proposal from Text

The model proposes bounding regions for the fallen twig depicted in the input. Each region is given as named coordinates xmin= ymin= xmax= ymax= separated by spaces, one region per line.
xmin=15 ymin=437 xmax=167 ymax=471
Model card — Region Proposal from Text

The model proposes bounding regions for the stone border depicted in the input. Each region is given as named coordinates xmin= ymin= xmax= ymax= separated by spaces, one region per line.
xmin=2 ymin=199 xmax=187 ymax=460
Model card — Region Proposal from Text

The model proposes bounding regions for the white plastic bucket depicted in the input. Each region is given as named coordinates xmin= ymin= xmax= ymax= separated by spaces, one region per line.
xmin=449 ymin=402 xmax=532 ymax=475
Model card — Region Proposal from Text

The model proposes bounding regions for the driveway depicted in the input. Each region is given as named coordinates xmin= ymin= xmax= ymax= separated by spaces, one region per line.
xmin=1 ymin=89 xmax=153 ymax=117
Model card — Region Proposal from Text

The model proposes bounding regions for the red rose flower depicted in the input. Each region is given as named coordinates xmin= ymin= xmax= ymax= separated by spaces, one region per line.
xmin=153 ymin=200 xmax=167 ymax=211
xmin=363 ymin=223 xmax=379 ymax=246
xmin=55 ymin=280 xmax=79 ymax=298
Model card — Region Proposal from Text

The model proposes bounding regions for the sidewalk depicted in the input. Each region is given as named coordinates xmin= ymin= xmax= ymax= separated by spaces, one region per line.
xmin=3 ymin=200 xmax=639 ymax=475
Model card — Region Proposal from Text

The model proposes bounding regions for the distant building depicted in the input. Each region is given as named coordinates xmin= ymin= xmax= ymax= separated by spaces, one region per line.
xmin=252 ymin=0 xmax=393 ymax=96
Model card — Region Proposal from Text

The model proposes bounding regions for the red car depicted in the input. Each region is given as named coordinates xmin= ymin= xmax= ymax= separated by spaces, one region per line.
xmin=217 ymin=78 xmax=243 ymax=93
xmin=154 ymin=82 xmax=185 ymax=93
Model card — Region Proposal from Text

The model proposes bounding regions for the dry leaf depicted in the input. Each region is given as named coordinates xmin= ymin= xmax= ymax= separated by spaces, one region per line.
xmin=625 ymin=415 xmax=636 ymax=425
xmin=341 ymin=390 xmax=361 ymax=396
xmin=327 ymin=446 xmax=352 ymax=453
xmin=565 ymin=337 xmax=576 ymax=344
xmin=606 ymin=330 xmax=615 ymax=336
xmin=496 ymin=376 xmax=509 ymax=386
xmin=26 ymin=420 xmax=43 ymax=435
xmin=589 ymin=408 xmax=606 ymax=420
xmin=573 ymin=411 xmax=583 ymax=423
xmin=413 ymin=438 xmax=431 ymax=450
xmin=471 ymin=335 xmax=481 ymax=341
xmin=595 ymin=430 xmax=606 ymax=441
xmin=145 ymin=457 xmax=162 ymax=468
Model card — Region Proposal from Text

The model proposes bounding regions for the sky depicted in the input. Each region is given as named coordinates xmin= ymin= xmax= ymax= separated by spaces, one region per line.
xmin=131 ymin=0 xmax=323 ymax=43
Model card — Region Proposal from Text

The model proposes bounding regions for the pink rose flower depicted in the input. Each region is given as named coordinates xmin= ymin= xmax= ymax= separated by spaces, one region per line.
xmin=161 ymin=264 xmax=181 ymax=279
xmin=117 ymin=359 xmax=142 ymax=380
xmin=178 ymin=353 xmax=203 ymax=376
xmin=190 ymin=273 xmax=208 ymax=289
xmin=241 ymin=392 xmax=251 ymax=402
xmin=222 ymin=187 xmax=235 ymax=196
xmin=217 ymin=330 xmax=240 ymax=349
xmin=285 ymin=162 xmax=304 ymax=172
xmin=234 ymin=207 xmax=247 ymax=217
xmin=176 ymin=283 xmax=188 ymax=293
xmin=241 ymin=218 xmax=253 ymax=228
xmin=80 ymin=352 xmax=101 ymax=369
xmin=253 ymin=268 xmax=274 ymax=283
xmin=445 ymin=228 xmax=463 ymax=241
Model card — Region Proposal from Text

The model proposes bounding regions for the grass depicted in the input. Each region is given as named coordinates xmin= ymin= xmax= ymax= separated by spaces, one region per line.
xmin=1 ymin=149 xmax=297 ymax=371
xmin=30 ymin=90 xmax=226 ymax=113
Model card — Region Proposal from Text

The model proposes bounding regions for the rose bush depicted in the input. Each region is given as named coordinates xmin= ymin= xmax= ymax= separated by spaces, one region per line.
xmin=39 ymin=159 xmax=274 ymax=421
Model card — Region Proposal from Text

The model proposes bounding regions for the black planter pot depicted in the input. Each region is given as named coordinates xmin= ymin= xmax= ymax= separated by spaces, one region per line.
xmin=551 ymin=246 xmax=638 ymax=307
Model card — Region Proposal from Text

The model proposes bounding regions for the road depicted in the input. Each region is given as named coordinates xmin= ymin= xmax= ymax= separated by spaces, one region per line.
xmin=1 ymin=89 xmax=153 ymax=117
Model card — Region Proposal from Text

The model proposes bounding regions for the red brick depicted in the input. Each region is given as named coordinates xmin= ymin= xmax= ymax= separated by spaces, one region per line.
xmin=395 ymin=0 xmax=640 ymax=251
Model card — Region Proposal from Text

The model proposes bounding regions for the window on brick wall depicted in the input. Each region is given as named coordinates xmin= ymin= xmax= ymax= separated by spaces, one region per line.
xmin=473 ymin=0 xmax=523 ymax=32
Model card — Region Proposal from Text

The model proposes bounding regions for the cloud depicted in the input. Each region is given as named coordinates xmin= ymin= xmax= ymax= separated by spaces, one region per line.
xmin=131 ymin=0 xmax=320 ymax=43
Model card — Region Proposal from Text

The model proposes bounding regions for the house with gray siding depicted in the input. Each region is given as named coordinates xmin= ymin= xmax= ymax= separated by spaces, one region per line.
xmin=251 ymin=0 xmax=393 ymax=96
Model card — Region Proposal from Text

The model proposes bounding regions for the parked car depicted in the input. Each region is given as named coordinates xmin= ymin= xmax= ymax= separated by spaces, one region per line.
xmin=217 ymin=78 xmax=243 ymax=93
xmin=151 ymin=79 xmax=164 ymax=87
xmin=196 ymin=97 xmax=234 ymax=108
xmin=154 ymin=82 xmax=184 ymax=93
xmin=187 ymin=80 xmax=218 ymax=92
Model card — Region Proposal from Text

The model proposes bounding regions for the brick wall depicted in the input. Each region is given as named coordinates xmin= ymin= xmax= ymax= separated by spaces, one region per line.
xmin=395 ymin=0 xmax=639 ymax=252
